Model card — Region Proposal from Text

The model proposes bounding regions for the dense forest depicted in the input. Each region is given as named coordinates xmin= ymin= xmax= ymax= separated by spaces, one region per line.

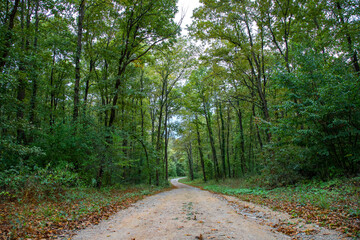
xmin=1 ymin=0 xmax=359 ymax=195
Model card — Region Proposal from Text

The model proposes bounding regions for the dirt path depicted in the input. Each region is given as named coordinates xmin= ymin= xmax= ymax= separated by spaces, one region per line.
xmin=69 ymin=179 xmax=345 ymax=240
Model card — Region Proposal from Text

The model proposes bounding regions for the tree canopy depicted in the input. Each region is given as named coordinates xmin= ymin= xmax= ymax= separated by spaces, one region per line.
xmin=0 ymin=0 xmax=359 ymax=192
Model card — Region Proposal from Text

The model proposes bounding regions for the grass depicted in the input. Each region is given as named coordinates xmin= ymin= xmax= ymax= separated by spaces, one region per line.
xmin=180 ymin=177 xmax=360 ymax=238
xmin=0 ymin=184 xmax=172 ymax=239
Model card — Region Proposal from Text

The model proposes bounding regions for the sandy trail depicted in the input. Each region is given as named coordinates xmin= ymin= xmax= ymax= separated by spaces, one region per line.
xmin=70 ymin=179 xmax=345 ymax=240
xmin=71 ymin=178 xmax=288 ymax=240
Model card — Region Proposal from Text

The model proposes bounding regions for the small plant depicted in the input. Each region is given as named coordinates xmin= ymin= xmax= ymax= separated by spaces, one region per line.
xmin=349 ymin=208 xmax=360 ymax=218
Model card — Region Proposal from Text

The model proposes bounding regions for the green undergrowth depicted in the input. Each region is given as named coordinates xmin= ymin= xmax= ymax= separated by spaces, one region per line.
xmin=180 ymin=177 xmax=360 ymax=238
xmin=0 ymin=184 xmax=171 ymax=239
xmin=180 ymin=178 xmax=268 ymax=195
xmin=203 ymin=185 xmax=268 ymax=196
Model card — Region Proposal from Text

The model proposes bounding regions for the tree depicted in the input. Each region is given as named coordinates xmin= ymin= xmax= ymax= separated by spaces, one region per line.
xmin=107 ymin=0 xmax=179 ymax=128
xmin=150 ymin=38 xmax=193 ymax=185
xmin=73 ymin=0 xmax=86 ymax=122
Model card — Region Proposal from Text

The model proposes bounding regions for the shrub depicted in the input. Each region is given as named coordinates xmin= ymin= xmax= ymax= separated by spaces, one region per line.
xmin=0 ymin=164 xmax=80 ymax=202
xmin=260 ymin=144 xmax=305 ymax=187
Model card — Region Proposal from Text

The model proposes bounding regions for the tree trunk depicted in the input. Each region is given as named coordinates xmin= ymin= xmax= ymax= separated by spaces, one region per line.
xmin=49 ymin=50 xmax=56 ymax=127
xmin=139 ymin=70 xmax=151 ymax=184
xmin=96 ymin=158 xmax=104 ymax=188
xmin=29 ymin=0 xmax=40 ymax=125
xmin=235 ymin=103 xmax=246 ymax=175
xmin=226 ymin=105 xmax=231 ymax=178
xmin=195 ymin=115 xmax=206 ymax=182
xmin=229 ymin=100 xmax=246 ymax=175
xmin=186 ymin=141 xmax=194 ymax=181
xmin=202 ymin=98 xmax=220 ymax=181
xmin=73 ymin=0 xmax=86 ymax=122
xmin=103 ymin=59 xmax=109 ymax=127
xmin=335 ymin=2 xmax=360 ymax=74
xmin=16 ymin=76 xmax=26 ymax=143
xmin=252 ymin=96 xmax=263 ymax=149
xmin=0 ymin=0 xmax=20 ymax=71
xmin=16 ymin=0 xmax=27 ymax=144
xmin=83 ymin=58 xmax=95 ymax=109
xmin=155 ymin=75 xmax=167 ymax=185
xmin=219 ymin=101 xmax=227 ymax=178
xmin=248 ymin=108 xmax=254 ymax=172
xmin=164 ymin=101 xmax=169 ymax=181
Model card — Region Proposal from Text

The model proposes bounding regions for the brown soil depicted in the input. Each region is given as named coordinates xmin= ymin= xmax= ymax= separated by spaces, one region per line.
xmin=68 ymin=179 xmax=347 ymax=240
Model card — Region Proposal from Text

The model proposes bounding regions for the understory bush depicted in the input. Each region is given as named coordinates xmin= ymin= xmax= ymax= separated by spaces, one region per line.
xmin=261 ymin=45 xmax=360 ymax=185
xmin=0 ymin=164 xmax=80 ymax=202
xmin=260 ymin=144 xmax=306 ymax=187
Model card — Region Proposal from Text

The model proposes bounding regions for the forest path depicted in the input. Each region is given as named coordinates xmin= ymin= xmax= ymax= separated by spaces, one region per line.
xmin=71 ymin=178 xmax=288 ymax=240
xmin=70 ymin=178 xmax=344 ymax=240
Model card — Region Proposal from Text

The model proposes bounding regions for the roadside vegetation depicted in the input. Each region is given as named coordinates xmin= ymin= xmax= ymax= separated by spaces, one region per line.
xmin=180 ymin=177 xmax=360 ymax=238
xmin=0 ymin=170 xmax=170 ymax=239
xmin=1 ymin=0 xmax=359 ymax=239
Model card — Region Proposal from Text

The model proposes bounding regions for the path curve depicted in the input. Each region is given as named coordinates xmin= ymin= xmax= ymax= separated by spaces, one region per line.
xmin=70 ymin=178 xmax=289 ymax=240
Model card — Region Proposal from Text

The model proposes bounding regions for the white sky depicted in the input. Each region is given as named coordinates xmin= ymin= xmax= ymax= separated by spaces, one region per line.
xmin=175 ymin=0 xmax=202 ymax=35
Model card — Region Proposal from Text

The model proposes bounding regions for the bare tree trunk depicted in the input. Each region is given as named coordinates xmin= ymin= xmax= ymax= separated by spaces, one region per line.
xmin=248 ymin=108 xmax=254 ymax=172
xmin=226 ymin=105 xmax=231 ymax=178
xmin=336 ymin=2 xmax=359 ymax=74
xmin=202 ymin=98 xmax=220 ymax=181
xmin=164 ymin=100 xmax=169 ymax=181
xmin=16 ymin=0 xmax=27 ymax=144
xmin=0 ymin=0 xmax=20 ymax=70
xmin=235 ymin=104 xmax=246 ymax=175
xmin=185 ymin=141 xmax=194 ymax=181
xmin=251 ymin=90 xmax=263 ymax=149
xmin=73 ymin=0 xmax=86 ymax=122
xmin=155 ymin=75 xmax=167 ymax=185
xmin=195 ymin=115 xmax=206 ymax=182
xmin=229 ymin=100 xmax=246 ymax=175
xmin=96 ymin=156 xmax=104 ymax=188
xmin=49 ymin=50 xmax=56 ymax=127
xmin=83 ymin=58 xmax=95 ymax=109
xmin=139 ymin=70 xmax=151 ymax=184
xmin=219 ymin=101 xmax=227 ymax=178
xmin=29 ymin=0 xmax=40 ymax=125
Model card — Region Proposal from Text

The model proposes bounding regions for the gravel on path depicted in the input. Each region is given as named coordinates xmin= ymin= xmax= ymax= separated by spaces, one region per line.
xmin=69 ymin=178 xmax=345 ymax=240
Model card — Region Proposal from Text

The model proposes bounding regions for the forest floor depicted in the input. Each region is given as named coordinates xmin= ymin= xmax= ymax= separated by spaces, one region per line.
xmin=68 ymin=178 xmax=347 ymax=240
xmin=181 ymin=177 xmax=360 ymax=239
xmin=0 ymin=185 xmax=170 ymax=239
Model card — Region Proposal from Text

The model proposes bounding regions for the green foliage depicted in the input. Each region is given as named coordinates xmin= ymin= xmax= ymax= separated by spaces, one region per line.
xmin=175 ymin=160 xmax=186 ymax=177
xmin=168 ymin=160 xmax=180 ymax=177
xmin=203 ymin=185 xmax=268 ymax=196
xmin=1 ymin=0 xmax=359 ymax=201
xmin=270 ymin=44 xmax=360 ymax=179
xmin=0 ymin=165 xmax=80 ymax=201
xmin=268 ymin=178 xmax=359 ymax=211
xmin=0 ymin=0 xmax=181 ymax=190
xmin=260 ymin=144 xmax=306 ymax=187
